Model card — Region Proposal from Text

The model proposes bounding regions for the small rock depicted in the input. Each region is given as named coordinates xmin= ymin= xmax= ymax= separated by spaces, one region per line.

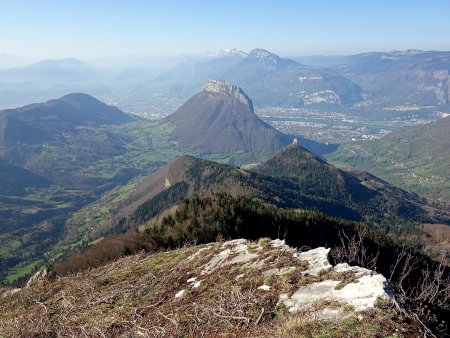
xmin=175 ymin=289 xmax=185 ymax=298
xmin=26 ymin=268 xmax=57 ymax=288
xmin=235 ymin=273 xmax=245 ymax=280
xmin=2 ymin=288 xmax=21 ymax=298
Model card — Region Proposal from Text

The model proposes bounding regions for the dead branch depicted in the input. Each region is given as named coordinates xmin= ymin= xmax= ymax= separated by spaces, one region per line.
xmin=157 ymin=311 xmax=178 ymax=327
xmin=255 ymin=307 xmax=265 ymax=326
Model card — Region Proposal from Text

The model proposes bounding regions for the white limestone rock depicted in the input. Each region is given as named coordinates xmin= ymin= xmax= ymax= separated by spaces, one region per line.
xmin=296 ymin=247 xmax=333 ymax=275
xmin=26 ymin=268 xmax=57 ymax=288
xmin=201 ymin=239 xmax=258 ymax=275
xmin=279 ymin=249 xmax=392 ymax=313
xmin=202 ymin=80 xmax=251 ymax=106
xmin=2 ymin=288 xmax=21 ymax=298
xmin=175 ymin=289 xmax=185 ymax=298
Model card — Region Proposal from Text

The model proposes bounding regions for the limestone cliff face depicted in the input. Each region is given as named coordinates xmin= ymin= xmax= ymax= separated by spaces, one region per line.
xmin=202 ymin=79 xmax=253 ymax=108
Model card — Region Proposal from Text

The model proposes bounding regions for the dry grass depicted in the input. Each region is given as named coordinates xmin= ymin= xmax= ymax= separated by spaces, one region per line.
xmin=256 ymin=301 xmax=421 ymax=338
xmin=0 ymin=240 xmax=420 ymax=337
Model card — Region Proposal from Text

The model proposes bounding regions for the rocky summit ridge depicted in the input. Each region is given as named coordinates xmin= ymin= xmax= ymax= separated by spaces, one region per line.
xmin=202 ymin=79 xmax=252 ymax=107
xmin=247 ymin=48 xmax=281 ymax=64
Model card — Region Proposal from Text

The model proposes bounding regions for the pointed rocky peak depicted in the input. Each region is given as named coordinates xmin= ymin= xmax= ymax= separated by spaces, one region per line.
xmin=202 ymin=79 xmax=253 ymax=107
xmin=217 ymin=48 xmax=248 ymax=58
xmin=247 ymin=48 xmax=281 ymax=64
xmin=253 ymin=142 xmax=332 ymax=179
xmin=246 ymin=49 xmax=299 ymax=69
xmin=272 ymin=142 xmax=324 ymax=163
xmin=163 ymin=80 xmax=289 ymax=155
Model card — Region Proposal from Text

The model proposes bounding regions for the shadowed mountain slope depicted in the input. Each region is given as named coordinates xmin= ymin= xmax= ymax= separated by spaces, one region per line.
xmin=105 ymin=145 xmax=448 ymax=236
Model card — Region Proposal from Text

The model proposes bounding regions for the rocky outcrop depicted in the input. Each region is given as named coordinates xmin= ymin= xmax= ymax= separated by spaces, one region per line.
xmin=26 ymin=268 xmax=57 ymax=288
xmin=278 ymin=246 xmax=392 ymax=313
xmin=1 ymin=267 xmax=57 ymax=298
xmin=183 ymin=239 xmax=392 ymax=316
xmin=1 ymin=288 xmax=21 ymax=298
xmin=202 ymin=79 xmax=252 ymax=107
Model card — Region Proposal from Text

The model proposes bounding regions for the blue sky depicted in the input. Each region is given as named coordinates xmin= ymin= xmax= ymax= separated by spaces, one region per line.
xmin=1 ymin=0 xmax=449 ymax=60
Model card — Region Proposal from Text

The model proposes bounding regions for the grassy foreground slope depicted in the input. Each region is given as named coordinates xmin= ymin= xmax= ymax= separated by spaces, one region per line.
xmin=1 ymin=239 xmax=421 ymax=337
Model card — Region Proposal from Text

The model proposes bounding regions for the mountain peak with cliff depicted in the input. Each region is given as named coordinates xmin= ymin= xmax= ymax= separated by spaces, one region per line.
xmin=163 ymin=80 xmax=290 ymax=157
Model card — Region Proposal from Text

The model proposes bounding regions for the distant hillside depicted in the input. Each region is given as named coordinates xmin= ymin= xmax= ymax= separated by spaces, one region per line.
xmin=327 ymin=117 xmax=450 ymax=202
xmin=337 ymin=50 xmax=450 ymax=106
xmin=0 ymin=93 xmax=134 ymax=156
xmin=163 ymin=80 xmax=291 ymax=156
xmin=0 ymin=58 xmax=99 ymax=84
xmin=0 ymin=93 xmax=133 ymax=136
xmin=0 ymin=93 xmax=135 ymax=175
xmin=0 ymin=93 xmax=139 ymax=226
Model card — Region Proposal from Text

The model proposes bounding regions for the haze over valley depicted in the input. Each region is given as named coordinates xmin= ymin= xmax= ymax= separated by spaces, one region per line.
xmin=2 ymin=48 xmax=447 ymax=146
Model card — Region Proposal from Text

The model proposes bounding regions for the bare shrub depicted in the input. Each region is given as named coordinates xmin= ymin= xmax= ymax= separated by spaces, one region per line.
xmin=390 ymin=248 xmax=449 ymax=309
xmin=332 ymin=227 xmax=449 ymax=337
xmin=330 ymin=227 xmax=378 ymax=270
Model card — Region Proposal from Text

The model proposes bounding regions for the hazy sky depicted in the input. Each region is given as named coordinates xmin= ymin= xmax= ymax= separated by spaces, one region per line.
xmin=1 ymin=0 xmax=449 ymax=60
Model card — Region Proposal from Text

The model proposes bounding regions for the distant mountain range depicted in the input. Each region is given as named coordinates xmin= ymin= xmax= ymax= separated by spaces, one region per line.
xmin=327 ymin=116 xmax=450 ymax=202
xmin=335 ymin=50 xmax=450 ymax=106
xmin=154 ymin=48 xmax=362 ymax=108
xmin=151 ymin=48 xmax=450 ymax=110
xmin=1 ymin=49 xmax=450 ymax=114
xmin=0 ymin=58 xmax=101 ymax=84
